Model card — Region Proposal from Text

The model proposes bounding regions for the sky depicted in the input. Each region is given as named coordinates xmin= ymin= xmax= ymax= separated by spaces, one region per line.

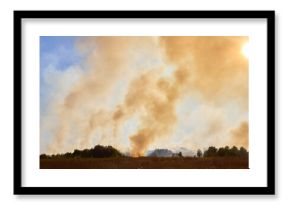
xmin=40 ymin=36 xmax=249 ymax=156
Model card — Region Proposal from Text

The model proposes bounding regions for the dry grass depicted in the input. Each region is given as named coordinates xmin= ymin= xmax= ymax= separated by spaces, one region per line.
xmin=40 ymin=156 xmax=248 ymax=169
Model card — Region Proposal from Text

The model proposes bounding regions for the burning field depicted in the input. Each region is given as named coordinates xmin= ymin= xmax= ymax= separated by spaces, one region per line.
xmin=40 ymin=36 xmax=249 ymax=168
xmin=40 ymin=145 xmax=249 ymax=169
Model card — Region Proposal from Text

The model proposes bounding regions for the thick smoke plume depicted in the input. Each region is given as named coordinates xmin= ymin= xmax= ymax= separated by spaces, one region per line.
xmin=47 ymin=37 xmax=160 ymax=153
xmin=160 ymin=36 xmax=248 ymax=108
xmin=43 ymin=36 xmax=248 ymax=156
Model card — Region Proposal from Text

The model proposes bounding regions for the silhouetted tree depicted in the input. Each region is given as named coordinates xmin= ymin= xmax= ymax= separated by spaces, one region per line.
xmin=230 ymin=146 xmax=239 ymax=156
xmin=197 ymin=149 xmax=202 ymax=157
xmin=217 ymin=147 xmax=226 ymax=157
xmin=224 ymin=146 xmax=230 ymax=156
xmin=239 ymin=146 xmax=248 ymax=157
xmin=204 ymin=146 xmax=218 ymax=157
xmin=40 ymin=154 xmax=49 ymax=159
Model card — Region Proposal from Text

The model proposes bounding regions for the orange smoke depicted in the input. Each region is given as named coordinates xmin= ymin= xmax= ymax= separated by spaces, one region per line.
xmin=160 ymin=36 xmax=248 ymax=108
xmin=45 ymin=36 xmax=248 ymax=156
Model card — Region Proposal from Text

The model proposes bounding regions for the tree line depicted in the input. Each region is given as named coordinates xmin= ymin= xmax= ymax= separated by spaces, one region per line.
xmin=40 ymin=145 xmax=123 ymax=159
xmin=197 ymin=146 xmax=248 ymax=158
xmin=40 ymin=145 xmax=248 ymax=159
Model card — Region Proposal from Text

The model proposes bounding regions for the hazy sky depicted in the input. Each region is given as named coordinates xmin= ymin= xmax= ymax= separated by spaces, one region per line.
xmin=40 ymin=36 xmax=249 ymax=156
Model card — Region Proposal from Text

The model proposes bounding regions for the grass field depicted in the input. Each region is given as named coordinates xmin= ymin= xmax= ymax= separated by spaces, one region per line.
xmin=40 ymin=156 xmax=248 ymax=169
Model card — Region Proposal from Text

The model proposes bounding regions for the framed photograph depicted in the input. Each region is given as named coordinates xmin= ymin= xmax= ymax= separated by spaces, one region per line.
xmin=14 ymin=10 xmax=275 ymax=195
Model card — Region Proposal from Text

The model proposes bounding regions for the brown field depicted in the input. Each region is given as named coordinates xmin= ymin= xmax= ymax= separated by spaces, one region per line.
xmin=40 ymin=156 xmax=248 ymax=169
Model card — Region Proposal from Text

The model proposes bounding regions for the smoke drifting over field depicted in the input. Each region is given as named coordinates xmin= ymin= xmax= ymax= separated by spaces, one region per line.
xmin=41 ymin=36 xmax=248 ymax=156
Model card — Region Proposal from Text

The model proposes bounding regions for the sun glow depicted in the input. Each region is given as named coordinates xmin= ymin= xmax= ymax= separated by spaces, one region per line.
xmin=242 ymin=42 xmax=250 ymax=59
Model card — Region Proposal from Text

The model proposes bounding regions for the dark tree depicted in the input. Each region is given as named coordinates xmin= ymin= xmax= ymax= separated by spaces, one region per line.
xmin=40 ymin=154 xmax=48 ymax=159
xmin=224 ymin=146 xmax=230 ymax=156
xmin=217 ymin=147 xmax=226 ymax=157
xmin=197 ymin=149 xmax=202 ymax=157
xmin=239 ymin=146 xmax=248 ymax=157
xmin=204 ymin=146 xmax=218 ymax=157
xmin=230 ymin=146 xmax=239 ymax=156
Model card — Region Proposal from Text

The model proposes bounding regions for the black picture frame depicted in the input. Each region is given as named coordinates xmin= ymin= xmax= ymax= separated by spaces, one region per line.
xmin=14 ymin=10 xmax=275 ymax=195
